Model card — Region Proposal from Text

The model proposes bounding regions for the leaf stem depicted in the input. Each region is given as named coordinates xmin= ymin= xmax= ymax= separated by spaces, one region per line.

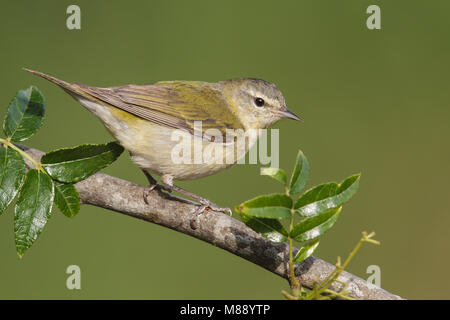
xmin=281 ymin=289 xmax=297 ymax=300
xmin=288 ymin=208 xmax=300 ymax=297
xmin=0 ymin=137 xmax=41 ymax=169
xmin=323 ymin=289 xmax=356 ymax=300
xmin=305 ymin=231 xmax=379 ymax=299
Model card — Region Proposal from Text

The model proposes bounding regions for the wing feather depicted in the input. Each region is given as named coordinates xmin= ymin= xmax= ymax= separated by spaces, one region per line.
xmin=76 ymin=81 xmax=243 ymax=138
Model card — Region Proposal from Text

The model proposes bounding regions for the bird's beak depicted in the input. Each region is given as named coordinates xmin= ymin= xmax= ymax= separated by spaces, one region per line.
xmin=278 ymin=106 xmax=303 ymax=122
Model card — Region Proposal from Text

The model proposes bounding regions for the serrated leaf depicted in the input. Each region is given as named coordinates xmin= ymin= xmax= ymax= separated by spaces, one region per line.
xmin=295 ymin=174 xmax=360 ymax=217
xmin=289 ymin=150 xmax=310 ymax=195
xmin=54 ymin=182 xmax=80 ymax=218
xmin=41 ymin=141 xmax=124 ymax=183
xmin=291 ymin=208 xmax=341 ymax=242
xmin=236 ymin=193 xmax=292 ymax=219
xmin=261 ymin=167 xmax=287 ymax=185
xmin=14 ymin=169 xmax=54 ymax=257
xmin=0 ymin=146 xmax=25 ymax=214
xmin=239 ymin=213 xmax=288 ymax=243
xmin=294 ymin=239 xmax=320 ymax=263
xmin=3 ymin=86 xmax=45 ymax=142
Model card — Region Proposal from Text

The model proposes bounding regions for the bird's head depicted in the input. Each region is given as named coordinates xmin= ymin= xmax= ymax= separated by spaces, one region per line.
xmin=222 ymin=78 xmax=302 ymax=129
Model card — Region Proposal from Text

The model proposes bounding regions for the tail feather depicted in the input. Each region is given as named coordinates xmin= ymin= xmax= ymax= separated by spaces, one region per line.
xmin=23 ymin=68 xmax=84 ymax=96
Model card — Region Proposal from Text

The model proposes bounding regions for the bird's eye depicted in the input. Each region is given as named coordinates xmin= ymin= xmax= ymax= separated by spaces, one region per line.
xmin=254 ymin=97 xmax=265 ymax=107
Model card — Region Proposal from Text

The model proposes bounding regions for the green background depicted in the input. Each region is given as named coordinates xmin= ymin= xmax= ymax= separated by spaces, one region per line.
xmin=1 ymin=0 xmax=449 ymax=299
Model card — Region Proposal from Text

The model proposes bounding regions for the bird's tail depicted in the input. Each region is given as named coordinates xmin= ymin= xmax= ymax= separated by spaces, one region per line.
xmin=23 ymin=68 xmax=86 ymax=97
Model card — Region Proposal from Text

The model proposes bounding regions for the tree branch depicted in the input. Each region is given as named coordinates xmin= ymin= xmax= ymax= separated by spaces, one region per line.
xmin=19 ymin=144 xmax=402 ymax=300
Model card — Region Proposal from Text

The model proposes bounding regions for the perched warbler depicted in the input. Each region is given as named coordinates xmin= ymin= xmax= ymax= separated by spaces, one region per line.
xmin=24 ymin=69 xmax=301 ymax=214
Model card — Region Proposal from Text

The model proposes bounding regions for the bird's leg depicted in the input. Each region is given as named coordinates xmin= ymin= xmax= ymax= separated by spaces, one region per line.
xmin=142 ymin=170 xmax=160 ymax=190
xmin=161 ymin=175 xmax=232 ymax=216
xmin=170 ymin=184 xmax=232 ymax=216
xmin=142 ymin=170 xmax=172 ymax=204
xmin=142 ymin=171 xmax=231 ymax=215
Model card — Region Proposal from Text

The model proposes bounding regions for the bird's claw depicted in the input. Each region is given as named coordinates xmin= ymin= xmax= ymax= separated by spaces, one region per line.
xmin=143 ymin=183 xmax=172 ymax=204
xmin=189 ymin=202 xmax=232 ymax=230
xmin=197 ymin=199 xmax=232 ymax=216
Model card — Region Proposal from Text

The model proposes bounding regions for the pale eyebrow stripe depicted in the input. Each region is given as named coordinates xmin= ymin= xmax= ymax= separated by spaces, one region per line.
xmin=242 ymin=90 xmax=278 ymax=107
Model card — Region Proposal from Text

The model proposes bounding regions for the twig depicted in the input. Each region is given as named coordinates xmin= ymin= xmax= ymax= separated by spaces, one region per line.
xmin=17 ymin=144 xmax=403 ymax=300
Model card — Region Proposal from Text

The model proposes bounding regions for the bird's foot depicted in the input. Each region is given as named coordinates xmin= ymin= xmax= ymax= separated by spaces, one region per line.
xmin=190 ymin=199 xmax=232 ymax=229
xmin=194 ymin=198 xmax=232 ymax=216
xmin=167 ymin=183 xmax=231 ymax=216
xmin=141 ymin=170 xmax=173 ymax=204
xmin=140 ymin=169 xmax=232 ymax=215
xmin=143 ymin=182 xmax=172 ymax=204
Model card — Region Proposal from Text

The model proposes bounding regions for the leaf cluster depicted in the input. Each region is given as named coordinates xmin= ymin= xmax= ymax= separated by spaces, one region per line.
xmin=236 ymin=150 xmax=360 ymax=263
xmin=0 ymin=87 xmax=124 ymax=257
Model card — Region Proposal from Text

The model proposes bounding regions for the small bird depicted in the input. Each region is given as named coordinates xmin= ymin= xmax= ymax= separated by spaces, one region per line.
xmin=24 ymin=69 xmax=301 ymax=214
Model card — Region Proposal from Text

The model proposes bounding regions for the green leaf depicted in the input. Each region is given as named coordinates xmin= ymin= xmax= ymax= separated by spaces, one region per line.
xmin=235 ymin=193 xmax=292 ymax=219
xmin=14 ymin=169 xmax=54 ymax=258
xmin=295 ymin=174 xmax=360 ymax=217
xmin=239 ymin=213 xmax=288 ymax=243
xmin=294 ymin=182 xmax=338 ymax=211
xmin=294 ymin=239 xmax=320 ymax=263
xmin=261 ymin=167 xmax=287 ymax=185
xmin=0 ymin=146 xmax=26 ymax=214
xmin=291 ymin=208 xmax=341 ymax=242
xmin=54 ymin=182 xmax=80 ymax=218
xmin=3 ymin=86 xmax=45 ymax=142
xmin=41 ymin=141 xmax=124 ymax=183
xmin=289 ymin=150 xmax=310 ymax=195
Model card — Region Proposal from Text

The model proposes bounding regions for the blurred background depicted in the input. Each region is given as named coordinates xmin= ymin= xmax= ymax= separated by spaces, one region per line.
xmin=0 ymin=0 xmax=449 ymax=299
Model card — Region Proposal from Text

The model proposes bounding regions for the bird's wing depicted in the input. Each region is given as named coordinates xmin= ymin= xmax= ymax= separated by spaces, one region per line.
xmin=76 ymin=81 xmax=244 ymax=138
